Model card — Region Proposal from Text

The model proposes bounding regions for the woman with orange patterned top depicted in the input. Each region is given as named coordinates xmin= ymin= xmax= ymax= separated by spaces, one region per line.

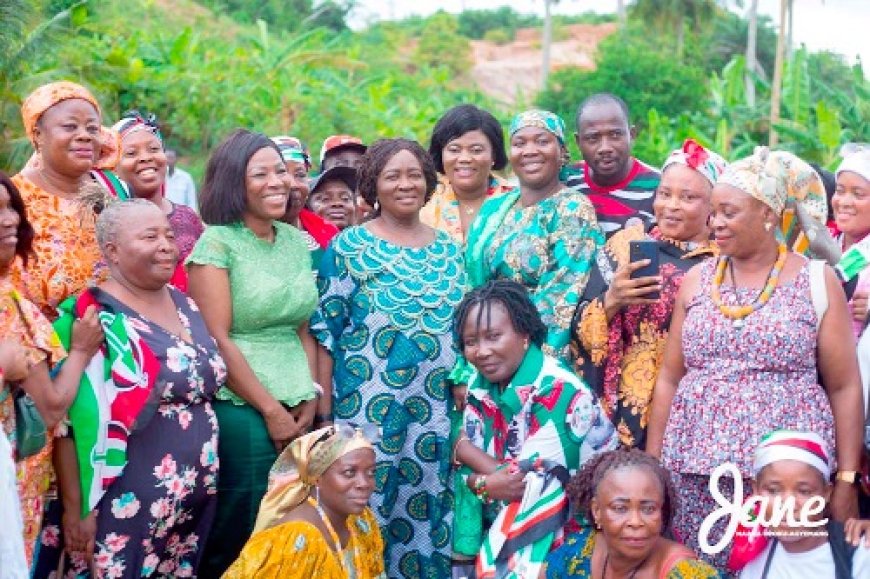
xmin=11 ymin=81 xmax=124 ymax=321
xmin=0 ymin=172 xmax=102 ymax=567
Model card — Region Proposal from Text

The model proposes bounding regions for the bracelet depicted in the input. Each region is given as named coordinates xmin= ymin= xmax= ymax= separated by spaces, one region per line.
xmin=472 ymin=474 xmax=491 ymax=503
xmin=452 ymin=434 xmax=470 ymax=467
xmin=312 ymin=382 xmax=324 ymax=399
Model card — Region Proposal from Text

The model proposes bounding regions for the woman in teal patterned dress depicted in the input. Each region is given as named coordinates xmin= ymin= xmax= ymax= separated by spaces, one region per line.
xmin=311 ymin=138 xmax=466 ymax=578
xmin=464 ymin=110 xmax=603 ymax=366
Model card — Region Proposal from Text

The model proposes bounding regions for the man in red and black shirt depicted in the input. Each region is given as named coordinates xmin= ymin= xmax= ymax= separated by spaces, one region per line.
xmin=565 ymin=93 xmax=660 ymax=238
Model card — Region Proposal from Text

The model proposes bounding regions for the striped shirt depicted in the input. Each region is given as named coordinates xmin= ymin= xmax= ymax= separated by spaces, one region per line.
xmin=565 ymin=158 xmax=661 ymax=238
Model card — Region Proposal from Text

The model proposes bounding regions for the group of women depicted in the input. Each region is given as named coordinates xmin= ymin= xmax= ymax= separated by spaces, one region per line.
xmin=1 ymin=79 xmax=869 ymax=579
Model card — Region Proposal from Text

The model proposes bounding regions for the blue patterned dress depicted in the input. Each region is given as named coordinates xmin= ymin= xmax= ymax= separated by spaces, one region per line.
xmin=311 ymin=225 xmax=466 ymax=579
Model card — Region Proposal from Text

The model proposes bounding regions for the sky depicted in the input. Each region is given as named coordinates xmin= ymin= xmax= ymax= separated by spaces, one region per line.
xmin=349 ymin=0 xmax=869 ymax=67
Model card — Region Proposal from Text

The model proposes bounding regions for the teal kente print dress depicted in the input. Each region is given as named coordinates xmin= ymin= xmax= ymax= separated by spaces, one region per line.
xmin=311 ymin=225 xmax=467 ymax=579
xmin=465 ymin=187 xmax=604 ymax=365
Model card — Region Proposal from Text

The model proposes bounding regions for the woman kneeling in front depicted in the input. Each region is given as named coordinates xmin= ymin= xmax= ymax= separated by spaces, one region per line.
xmin=451 ymin=280 xmax=617 ymax=578
xmin=224 ymin=424 xmax=384 ymax=578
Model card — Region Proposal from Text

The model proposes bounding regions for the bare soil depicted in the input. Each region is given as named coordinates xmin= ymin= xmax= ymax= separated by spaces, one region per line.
xmin=470 ymin=23 xmax=617 ymax=106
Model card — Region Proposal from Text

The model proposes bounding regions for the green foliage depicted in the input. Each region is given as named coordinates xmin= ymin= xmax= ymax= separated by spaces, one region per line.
xmin=196 ymin=0 xmax=313 ymax=31
xmin=456 ymin=7 xmax=538 ymax=40
xmin=482 ymin=28 xmax=512 ymax=45
xmin=412 ymin=12 xmax=472 ymax=78
xmin=701 ymin=11 xmax=777 ymax=79
xmin=537 ymin=25 xmax=708 ymax=129
xmin=1 ymin=0 xmax=865 ymax=180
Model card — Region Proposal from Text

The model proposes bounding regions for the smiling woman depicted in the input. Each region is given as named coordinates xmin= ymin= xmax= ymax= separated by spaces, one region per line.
xmin=310 ymin=138 xmax=466 ymax=578
xmin=464 ymin=109 xmax=603 ymax=366
xmin=186 ymin=129 xmax=321 ymax=577
xmin=224 ymin=425 xmax=385 ymax=578
xmin=542 ymin=448 xmax=720 ymax=578
xmin=421 ymin=104 xmax=512 ymax=244
xmin=450 ymin=280 xmax=617 ymax=578
xmin=112 ymin=111 xmax=203 ymax=292
xmin=646 ymin=148 xmax=864 ymax=569
xmin=53 ymin=199 xmax=225 ymax=578
xmin=571 ymin=139 xmax=724 ymax=450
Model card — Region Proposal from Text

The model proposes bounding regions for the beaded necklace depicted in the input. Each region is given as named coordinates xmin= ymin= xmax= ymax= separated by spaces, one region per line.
xmin=307 ymin=496 xmax=362 ymax=575
xmin=711 ymin=243 xmax=787 ymax=329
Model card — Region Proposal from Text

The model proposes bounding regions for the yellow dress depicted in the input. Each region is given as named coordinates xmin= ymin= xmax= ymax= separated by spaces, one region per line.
xmin=223 ymin=507 xmax=385 ymax=579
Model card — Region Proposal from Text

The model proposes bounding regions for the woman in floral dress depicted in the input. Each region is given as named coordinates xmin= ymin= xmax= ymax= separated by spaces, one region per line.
xmin=647 ymin=149 xmax=864 ymax=569
xmin=56 ymin=199 xmax=224 ymax=577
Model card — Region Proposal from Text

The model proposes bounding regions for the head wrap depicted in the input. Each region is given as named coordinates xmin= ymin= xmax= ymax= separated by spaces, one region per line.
xmin=662 ymin=139 xmax=728 ymax=186
xmin=836 ymin=145 xmax=870 ymax=184
xmin=111 ymin=111 xmax=163 ymax=144
xmin=20 ymin=81 xmax=121 ymax=170
xmin=21 ymin=81 xmax=101 ymax=145
xmin=717 ymin=147 xmax=827 ymax=222
xmin=509 ymin=109 xmax=566 ymax=145
xmin=752 ymin=430 xmax=831 ymax=480
xmin=271 ymin=135 xmax=311 ymax=171
xmin=253 ymin=424 xmax=377 ymax=533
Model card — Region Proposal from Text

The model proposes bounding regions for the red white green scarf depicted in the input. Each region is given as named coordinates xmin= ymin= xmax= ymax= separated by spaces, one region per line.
xmin=54 ymin=289 xmax=159 ymax=517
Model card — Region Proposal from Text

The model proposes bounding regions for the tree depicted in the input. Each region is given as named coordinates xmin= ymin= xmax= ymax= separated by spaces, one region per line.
xmin=769 ymin=0 xmax=789 ymax=146
xmin=629 ymin=0 xmax=717 ymax=58
xmin=745 ymin=0 xmax=758 ymax=106
xmin=413 ymin=11 xmax=471 ymax=78
xmin=538 ymin=25 xmax=708 ymax=129
xmin=541 ymin=0 xmax=558 ymax=90
xmin=0 ymin=0 xmax=89 ymax=169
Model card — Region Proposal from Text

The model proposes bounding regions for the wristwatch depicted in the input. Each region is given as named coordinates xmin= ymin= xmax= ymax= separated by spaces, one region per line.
xmin=835 ymin=470 xmax=860 ymax=485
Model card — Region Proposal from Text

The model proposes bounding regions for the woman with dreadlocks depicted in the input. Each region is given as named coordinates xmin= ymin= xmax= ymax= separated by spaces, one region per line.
xmin=451 ymin=280 xmax=617 ymax=578
xmin=542 ymin=448 xmax=721 ymax=578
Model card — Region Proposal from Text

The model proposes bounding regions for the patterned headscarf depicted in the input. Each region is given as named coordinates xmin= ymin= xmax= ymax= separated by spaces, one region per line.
xmin=509 ymin=109 xmax=566 ymax=145
xmin=717 ymin=147 xmax=827 ymax=222
xmin=271 ymin=135 xmax=311 ymax=171
xmin=662 ymin=139 xmax=728 ymax=186
xmin=253 ymin=424 xmax=376 ymax=533
xmin=21 ymin=81 xmax=101 ymax=145
xmin=836 ymin=145 xmax=870 ymax=183
xmin=752 ymin=430 xmax=831 ymax=480
xmin=111 ymin=111 xmax=163 ymax=144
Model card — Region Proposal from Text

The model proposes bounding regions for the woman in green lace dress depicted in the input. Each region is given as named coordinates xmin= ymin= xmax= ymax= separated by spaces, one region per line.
xmin=187 ymin=130 xmax=320 ymax=577
xmin=311 ymin=138 xmax=467 ymax=579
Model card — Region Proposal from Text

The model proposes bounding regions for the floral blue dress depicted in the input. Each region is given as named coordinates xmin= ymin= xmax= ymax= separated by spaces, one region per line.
xmin=311 ymin=225 xmax=466 ymax=579
xmin=59 ymin=288 xmax=225 ymax=578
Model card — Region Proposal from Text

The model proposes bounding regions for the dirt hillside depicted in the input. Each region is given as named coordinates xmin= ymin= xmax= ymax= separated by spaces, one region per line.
xmin=470 ymin=23 xmax=617 ymax=106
